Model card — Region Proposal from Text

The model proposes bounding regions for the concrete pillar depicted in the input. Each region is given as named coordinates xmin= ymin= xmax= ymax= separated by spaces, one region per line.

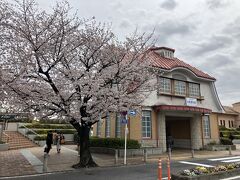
xmin=190 ymin=115 xmax=202 ymax=150
xmin=158 ymin=112 xmax=166 ymax=152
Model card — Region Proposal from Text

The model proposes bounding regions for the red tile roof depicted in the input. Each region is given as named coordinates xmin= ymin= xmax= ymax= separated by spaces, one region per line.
xmin=223 ymin=106 xmax=239 ymax=115
xmin=146 ymin=50 xmax=216 ymax=81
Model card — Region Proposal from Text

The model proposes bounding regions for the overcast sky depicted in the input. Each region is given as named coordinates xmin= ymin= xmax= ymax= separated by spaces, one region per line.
xmin=36 ymin=0 xmax=240 ymax=106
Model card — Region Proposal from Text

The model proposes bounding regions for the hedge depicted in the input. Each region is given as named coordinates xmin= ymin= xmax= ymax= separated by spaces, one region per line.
xmin=73 ymin=133 xmax=140 ymax=149
xmin=220 ymin=138 xmax=233 ymax=145
xmin=20 ymin=123 xmax=73 ymax=129
xmin=27 ymin=129 xmax=76 ymax=135
xmin=34 ymin=135 xmax=47 ymax=141
xmin=0 ymin=140 xmax=5 ymax=144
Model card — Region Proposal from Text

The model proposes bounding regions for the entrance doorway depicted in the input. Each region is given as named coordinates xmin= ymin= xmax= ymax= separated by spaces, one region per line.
xmin=166 ymin=116 xmax=191 ymax=149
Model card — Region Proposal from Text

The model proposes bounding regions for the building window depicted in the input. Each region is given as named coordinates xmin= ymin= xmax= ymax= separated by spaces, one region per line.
xmin=159 ymin=77 xmax=171 ymax=94
xmin=220 ymin=120 xmax=222 ymax=126
xmin=115 ymin=113 xmax=121 ymax=138
xmin=174 ymin=80 xmax=186 ymax=96
xmin=203 ymin=116 xmax=211 ymax=138
xmin=142 ymin=111 xmax=151 ymax=138
xmin=231 ymin=121 xmax=234 ymax=128
xmin=97 ymin=114 xmax=102 ymax=137
xmin=223 ymin=120 xmax=225 ymax=127
xmin=105 ymin=112 xmax=110 ymax=137
xmin=228 ymin=120 xmax=231 ymax=128
xmin=189 ymin=83 xmax=200 ymax=97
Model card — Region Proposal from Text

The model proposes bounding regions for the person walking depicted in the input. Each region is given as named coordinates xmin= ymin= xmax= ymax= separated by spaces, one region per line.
xmin=56 ymin=132 xmax=61 ymax=153
xmin=44 ymin=131 xmax=53 ymax=154
xmin=52 ymin=130 xmax=57 ymax=145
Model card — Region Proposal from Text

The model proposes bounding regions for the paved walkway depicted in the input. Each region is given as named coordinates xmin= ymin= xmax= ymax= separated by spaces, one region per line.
xmin=0 ymin=145 xmax=240 ymax=178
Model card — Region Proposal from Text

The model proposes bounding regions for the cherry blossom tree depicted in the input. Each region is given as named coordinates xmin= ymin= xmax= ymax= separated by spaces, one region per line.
xmin=0 ymin=0 xmax=155 ymax=167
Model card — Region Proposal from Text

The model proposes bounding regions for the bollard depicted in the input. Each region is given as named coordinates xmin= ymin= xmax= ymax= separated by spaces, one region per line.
xmin=229 ymin=145 xmax=232 ymax=155
xmin=143 ymin=148 xmax=147 ymax=163
xmin=115 ymin=149 xmax=118 ymax=164
xmin=168 ymin=147 xmax=171 ymax=160
xmin=167 ymin=157 xmax=171 ymax=180
xmin=43 ymin=153 xmax=48 ymax=173
xmin=158 ymin=158 xmax=162 ymax=180
xmin=191 ymin=148 xmax=195 ymax=158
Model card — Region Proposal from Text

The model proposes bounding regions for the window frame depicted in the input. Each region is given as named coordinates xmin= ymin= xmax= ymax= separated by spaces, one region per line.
xmin=142 ymin=110 xmax=152 ymax=139
xmin=158 ymin=76 xmax=201 ymax=99
xmin=115 ymin=113 xmax=121 ymax=138
xmin=159 ymin=77 xmax=172 ymax=94
xmin=203 ymin=115 xmax=211 ymax=138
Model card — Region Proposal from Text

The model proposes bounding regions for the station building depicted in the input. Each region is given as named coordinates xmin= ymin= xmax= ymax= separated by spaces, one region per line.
xmin=93 ymin=47 xmax=224 ymax=152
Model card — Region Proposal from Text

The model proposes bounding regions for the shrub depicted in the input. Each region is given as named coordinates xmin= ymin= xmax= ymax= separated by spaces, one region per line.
xmin=73 ymin=133 xmax=140 ymax=149
xmin=219 ymin=126 xmax=228 ymax=131
xmin=90 ymin=137 xmax=140 ymax=149
xmin=34 ymin=135 xmax=47 ymax=141
xmin=0 ymin=140 xmax=5 ymax=144
xmin=220 ymin=137 xmax=233 ymax=145
xmin=22 ymin=123 xmax=73 ymax=129
xmin=208 ymin=141 xmax=217 ymax=145
xmin=233 ymin=135 xmax=240 ymax=139
xmin=27 ymin=129 xmax=76 ymax=135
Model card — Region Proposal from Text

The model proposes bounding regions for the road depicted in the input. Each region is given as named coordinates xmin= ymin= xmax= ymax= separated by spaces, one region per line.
xmin=2 ymin=155 xmax=240 ymax=180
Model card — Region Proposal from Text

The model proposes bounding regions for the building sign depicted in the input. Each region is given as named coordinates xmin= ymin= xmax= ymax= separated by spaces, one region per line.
xmin=128 ymin=110 xmax=136 ymax=116
xmin=0 ymin=115 xmax=15 ymax=120
xmin=185 ymin=98 xmax=197 ymax=107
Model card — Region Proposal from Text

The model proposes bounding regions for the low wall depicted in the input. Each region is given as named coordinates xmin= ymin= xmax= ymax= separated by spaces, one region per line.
xmin=233 ymin=139 xmax=240 ymax=144
xmin=90 ymin=147 xmax=163 ymax=157
xmin=204 ymin=145 xmax=236 ymax=151
xmin=5 ymin=123 xmax=18 ymax=131
xmin=0 ymin=143 xmax=9 ymax=151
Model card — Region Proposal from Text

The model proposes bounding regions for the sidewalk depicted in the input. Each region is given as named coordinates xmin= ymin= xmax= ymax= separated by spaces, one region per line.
xmin=0 ymin=145 xmax=240 ymax=178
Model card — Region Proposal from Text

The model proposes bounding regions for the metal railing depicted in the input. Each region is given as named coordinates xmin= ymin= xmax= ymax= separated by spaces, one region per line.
xmin=18 ymin=123 xmax=40 ymax=136
xmin=2 ymin=132 xmax=10 ymax=143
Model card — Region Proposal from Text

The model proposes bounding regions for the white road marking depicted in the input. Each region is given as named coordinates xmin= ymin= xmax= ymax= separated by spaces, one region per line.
xmin=179 ymin=161 xmax=214 ymax=167
xmin=220 ymin=175 xmax=240 ymax=180
xmin=0 ymin=172 xmax=55 ymax=179
xmin=20 ymin=149 xmax=44 ymax=173
xmin=222 ymin=158 xmax=240 ymax=163
xmin=62 ymin=146 xmax=78 ymax=153
xmin=208 ymin=156 xmax=240 ymax=161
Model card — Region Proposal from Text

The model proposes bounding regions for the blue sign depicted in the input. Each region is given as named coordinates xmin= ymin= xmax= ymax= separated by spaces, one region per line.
xmin=121 ymin=119 xmax=128 ymax=124
xmin=128 ymin=110 xmax=136 ymax=116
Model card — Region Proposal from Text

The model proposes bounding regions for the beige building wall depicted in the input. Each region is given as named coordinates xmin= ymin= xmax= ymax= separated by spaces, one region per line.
xmin=218 ymin=114 xmax=237 ymax=128
xmin=129 ymin=114 xmax=141 ymax=140
xmin=203 ymin=113 xmax=220 ymax=145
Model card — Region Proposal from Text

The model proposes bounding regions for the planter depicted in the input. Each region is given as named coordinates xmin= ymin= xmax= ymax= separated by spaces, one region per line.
xmin=204 ymin=145 xmax=236 ymax=151
xmin=172 ymin=168 xmax=240 ymax=180
xmin=90 ymin=147 xmax=163 ymax=157
xmin=0 ymin=143 xmax=9 ymax=151
xmin=233 ymin=139 xmax=240 ymax=144
xmin=36 ymin=140 xmax=46 ymax=147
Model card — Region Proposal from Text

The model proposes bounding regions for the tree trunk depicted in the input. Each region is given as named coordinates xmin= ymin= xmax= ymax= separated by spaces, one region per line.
xmin=72 ymin=125 xmax=98 ymax=168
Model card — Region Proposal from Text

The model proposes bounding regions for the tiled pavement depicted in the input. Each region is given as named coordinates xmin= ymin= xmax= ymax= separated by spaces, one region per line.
xmin=0 ymin=150 xmax=36 ymax=177
xmin=1 ymin=145 xmax=240 ymax=178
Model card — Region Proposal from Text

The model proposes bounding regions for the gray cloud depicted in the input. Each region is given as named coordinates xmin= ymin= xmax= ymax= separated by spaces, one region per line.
xmin=223 ymin=17 xmax=240 ymax=39
xmin=199 ymin=54 xmax=234 ymax=70
xmin=142 ymin=20 xmax=194 ymax=44
xmin=119 ymin=19 xmax=132 ymax=29
xmin=160 ymin=0 xmax=177 ymax=10
xmin=190 ymin=35 xmax=233 ymax=56
xmin=206 ymin=0 xmax=228 ymax=9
